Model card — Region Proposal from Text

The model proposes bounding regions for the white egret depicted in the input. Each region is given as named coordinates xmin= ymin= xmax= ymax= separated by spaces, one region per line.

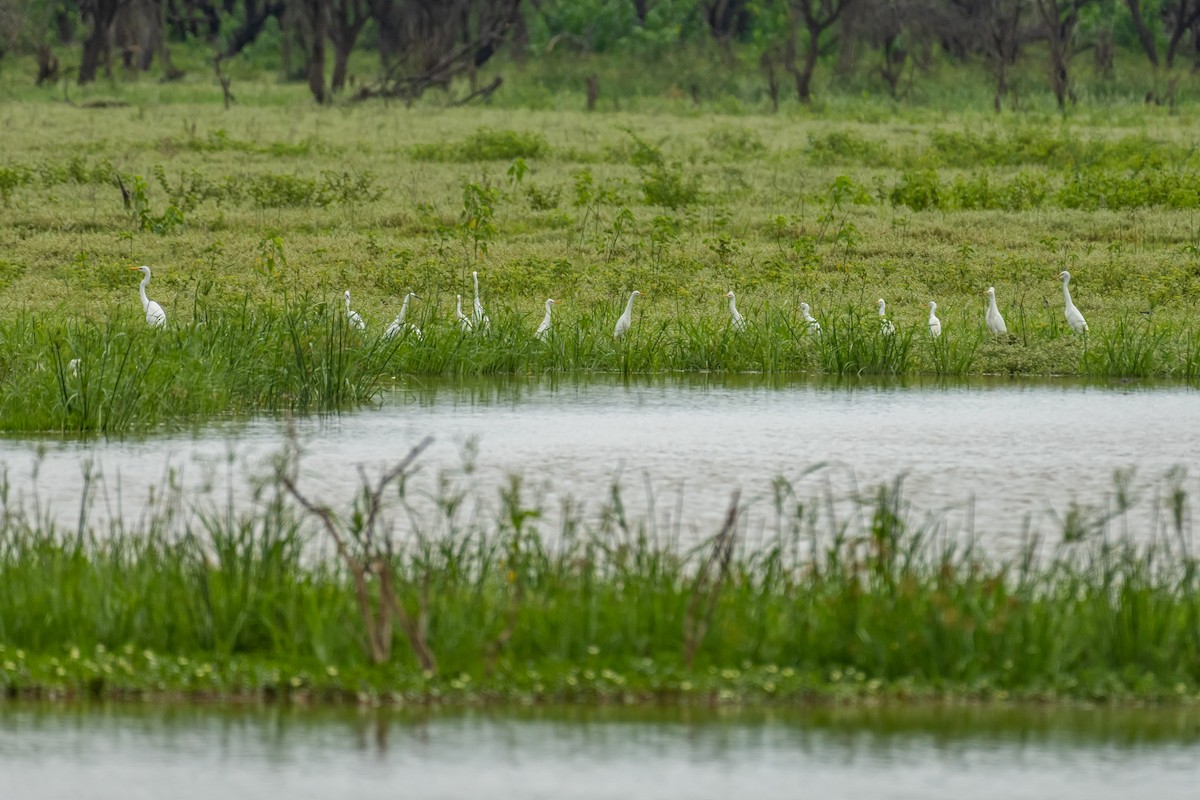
xmin=128 ymin=266 xmax=166 ymax=328
xmin=800 ymin=302 xmax=821 ymax=335
xmin=456 ymin=294 xmax=474 ymax=332
xmin=535 ymin=298 xmax=560 ymax=341
xmin=344 ymin=290 xmax=365 ymax=331
xmin=472 ymin=271 xmax=491 ymax=331
xmin=384 ymin=293 xmax=422 ymax=339
xmin=876 ymin=298 xmax=895 ymax=335
xmin=614 ymin=290 xmax=641 ymax=340
xmin=724 ymin=290 xmax=746 ymax=331
xmin=927 ymin=301 xmax=942 ymax=338
xmin=985 ymin=287 xmax=1007 ymax=335
xmin=1057 ymin=271 xmax=1088 ymax=333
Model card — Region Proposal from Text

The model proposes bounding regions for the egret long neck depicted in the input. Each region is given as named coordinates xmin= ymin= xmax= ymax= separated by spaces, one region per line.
xmin=399 ymin=295 xmax=411 ymax=323
xmin=624 ymin=294 xmax=637 ymax=315
xmin=989 ymin=294 xmax=998 ymax=313
xmin=728 ymin=296 xmax=737 ymax=315
xmin=139 ymin=274 xmax=151 ymax=310
xmin=1062 ymin=280 xmax=1073 ymax=307
xmin=541 ymin=307 xmax=553 ymax=327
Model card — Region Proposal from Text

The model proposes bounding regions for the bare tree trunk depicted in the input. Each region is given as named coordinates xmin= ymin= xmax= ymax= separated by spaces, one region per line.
xmin=329 ymin=0 xmax=368 ymax=92
xmin=304 ymin=0 xmax=328 ymax=103
xmin=1124 ymin=0 xmax=1159 ymax=67
xmin=80 ymin=0 xmax=125 ymax=83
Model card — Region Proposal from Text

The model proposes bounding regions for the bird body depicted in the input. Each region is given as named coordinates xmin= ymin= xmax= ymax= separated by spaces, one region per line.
xmin=724 ymin=291 xmax=746 ymax=331
xmin=800 ymin=302 xmax=821 ymax=335
xmin=384 ymin=293 xmax=421 ymax=339
xmin=535 ymin=298 xmax=559 ymax=341
xmin=927 ymin=301 xmax=942 ymax=338
xmin=344 ymin=290 xmax=365 ymax=331
xmin=985 ymin=287 xmax=1007 ymax=335
xmin=472 ymin=271 xmax=491 ymax=332
xmin=1058 ymin=271 xmax=1088 ymax=333
xmin=129 ymin=266 xmax=166 ymax=328
xmin=456 ymin=294 xmax=473 ymax=332
xmin=614 ymin=290 xmax=641 ymax=340
xmin=876 ymin=298 xmax=895 ymax=336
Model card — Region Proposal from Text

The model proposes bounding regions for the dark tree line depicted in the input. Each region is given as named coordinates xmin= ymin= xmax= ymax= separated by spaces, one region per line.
xmin=7 ymin=0 xmax=1200 ymax=108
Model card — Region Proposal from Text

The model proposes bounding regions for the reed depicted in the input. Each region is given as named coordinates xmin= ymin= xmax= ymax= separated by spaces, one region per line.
xmin=1 ymin=456 xmax=1199 ymax=704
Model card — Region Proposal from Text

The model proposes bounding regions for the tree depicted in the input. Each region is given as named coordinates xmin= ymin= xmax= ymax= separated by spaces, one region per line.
xmin=781 ymin=0 xmax=860 ymax=103
xmin=951 ymin=0 xmax=1031 ymax=112
xmin=1123 ymin=0 xmax=1158 ymax=67
xmin=328 ymin=0 xmax=367 ymax=91
xmin=290 ymin=0 xmax=329 ymax=103
xmin=1032 ymin=0 xmax=1095 ymax=110
xmin=80 ymin=0 xmax=128 ymax=83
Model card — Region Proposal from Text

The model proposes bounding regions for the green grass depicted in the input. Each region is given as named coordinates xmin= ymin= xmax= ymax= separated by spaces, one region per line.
xmin=0 ymin=61 xmax=1200 ymax=429
xmin=2 ymin=457 xmax=1200 ymax=705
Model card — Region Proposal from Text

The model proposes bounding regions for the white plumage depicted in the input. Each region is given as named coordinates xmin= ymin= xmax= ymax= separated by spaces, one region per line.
xmin=128 ymin=265 xmax=166 ymax=328
xmin=876 ymin=298 xmax=895 ymax=336
xmin=472 ymin=271 xmax=491 ymax=332
xmin=344 ymin=290 xmax=365 ymax=331
xmin=456 ymin=294 xmax=473 ymax=332
xmin=800 ymin=302 xmax=821 ymax=335
xmin=927 ymin=301 xmax=942 ymax=338
xmin=724 ymin=290 xmax=746 ymax=331
xmin=384 ymin=293 xmax=421 ymax=339
xmin=614 ymin=290 xmax=641 ymax=340
xmin=1058 ymin=271 xmax=1088 ymax=333
xmin=985 ymin=287 xmax=1007 ymax=335
xmin=535 ymin=298 xmax=559 ymax=341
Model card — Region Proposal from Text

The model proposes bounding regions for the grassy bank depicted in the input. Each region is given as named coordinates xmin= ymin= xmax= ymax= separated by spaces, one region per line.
xmin=2 ymin=449 xmax=1199 ymax=706
xmin=2 ymin=299 xmax=1197 ymax=433
xmin=2 ymin=77 xmax=1200 ymax=429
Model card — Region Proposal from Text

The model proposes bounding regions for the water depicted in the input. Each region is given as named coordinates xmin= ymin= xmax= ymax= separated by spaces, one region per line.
xmin=0 ymin=376 xmax=1196 ymax=547
xmin=3 ymin=703 xmax=1200 ymax=799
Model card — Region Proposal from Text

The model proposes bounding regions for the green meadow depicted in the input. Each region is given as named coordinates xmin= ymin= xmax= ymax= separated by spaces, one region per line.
xmin=2 ymin=53 xmax=1200 ymax=431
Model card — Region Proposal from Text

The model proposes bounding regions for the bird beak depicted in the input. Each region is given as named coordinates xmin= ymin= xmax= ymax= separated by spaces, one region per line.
xmin=127 ymin=266 xmax=140 ymax=271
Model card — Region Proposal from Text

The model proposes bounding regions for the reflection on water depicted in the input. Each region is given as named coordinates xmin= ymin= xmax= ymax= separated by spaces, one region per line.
xmin=2 ymin=703 xmax=1200 ymax=800
xmin=0 ymin=375 xmax=1195 ymax=547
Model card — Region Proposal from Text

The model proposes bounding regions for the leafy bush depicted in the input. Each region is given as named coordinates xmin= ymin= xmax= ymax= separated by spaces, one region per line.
xmin=640 ymin=161 xmax=701 ymax=208
xmin=411 ymin=128 xmax=549 ymax=162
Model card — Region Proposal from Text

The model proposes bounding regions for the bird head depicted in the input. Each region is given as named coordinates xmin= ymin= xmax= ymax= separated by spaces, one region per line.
xmin=407 ymin=293 xmax=421 ymax=302
xmin=929 ymin=301 xmax=937 ymax=311
xmin=128 ymin=265 xmax=150 ymax=277
xmin=1058 ymin=271 xmax=1071 ymax=282
xmin=547 ymin=298 xmax=559 ymax=307
xmin=986 ymin=287 xmax=995 ymax=296
xmin=631 ymin=290 xmax=641 ymax=298
xmin=876 ymin=299 xmax=886 ymax=310
xmin=800 ymin=303 xmax=810 ymax=313
xmin=724 ymin=291 xmax=735 ymax=300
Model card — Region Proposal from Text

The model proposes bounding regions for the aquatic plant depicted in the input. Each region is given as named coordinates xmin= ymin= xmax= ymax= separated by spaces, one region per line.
xmin=1 ymin=452 xmax=1199 ymax=704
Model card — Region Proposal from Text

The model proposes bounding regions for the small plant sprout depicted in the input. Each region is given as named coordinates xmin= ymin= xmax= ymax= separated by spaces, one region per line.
xmin=724 ymin=290 xmax=746 ymax=331
xmin=928 ymin=301 xmax=942 ymax=338
xmin=344 ymin=290 xmax=365 ymax=331
xmin=1058 ymin=271 xmax=1089 ymax=333
xmin=536 ymin=298 xmax=560 ymax=341
xmin=614 ymin=290 xmax=641 ymax=340
xmin=986 ymin=287 xmax=1007 ymax=335
xmin=128 ymin=265 xmax=166 ymax=328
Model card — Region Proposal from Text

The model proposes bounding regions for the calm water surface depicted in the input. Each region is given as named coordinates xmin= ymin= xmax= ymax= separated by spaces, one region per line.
xmin=0 ymin=376 xmax=1195 ymax=546
xmin=3 ymin=704 xmax=1200 ymax=800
